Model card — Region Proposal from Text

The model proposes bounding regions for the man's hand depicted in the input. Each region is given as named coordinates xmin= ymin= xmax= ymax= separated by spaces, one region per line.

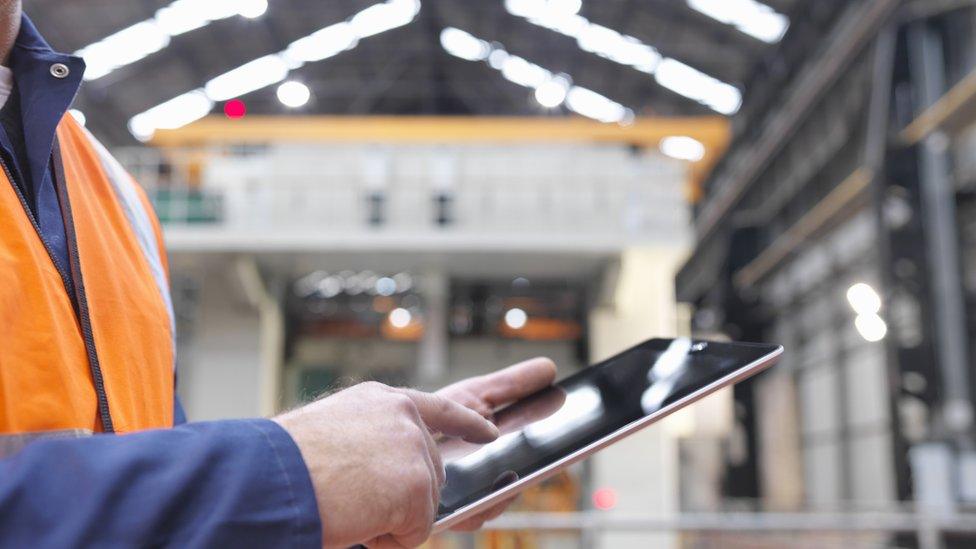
xmin=435 ymin=357 xmax=558 ymax=531
xmin=274 ymin=381 xmax=499 ymax=548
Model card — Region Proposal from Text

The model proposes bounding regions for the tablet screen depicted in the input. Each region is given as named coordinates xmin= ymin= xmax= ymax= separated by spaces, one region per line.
xmin=436 ymin=338 xmax=780 ymax=519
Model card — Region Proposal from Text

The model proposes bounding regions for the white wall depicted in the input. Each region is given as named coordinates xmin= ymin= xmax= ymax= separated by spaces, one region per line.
xmin=588 ymin=247 xmax=689 ymax=549
xmin=176 ymin=266 xmax=264 ymax=421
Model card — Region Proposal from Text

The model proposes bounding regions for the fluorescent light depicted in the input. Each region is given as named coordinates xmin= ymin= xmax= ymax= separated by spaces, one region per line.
xmin=848 ymin=283 xmax=886 ymax=342
xmin=507 ymin=1 xmax=741 ymax=114
xmin=68 ymin=109 xmax=87 ymax=127
xmin=576 ymin=24 xmax=662 ymax=73
xmin=204 ymin=54 xmax=290 ymax=101
xmin=77 ymin=21 xmax=171 ymax=81
xmin=501 ymin=55 xmax=552 ymax=88
xmin=554 ymin=0 xmax=582 ymax=15
xmin=855 ymin=313 xmax=887 ymax=342
xmin=576 ymin=23 xmax=619 ymax=54
xmin=276 ymin=80 xmax=311 ymax=108
xmin=687 ymin=0 xmax=789 ymax=43
xmin=505 ymin=1 xmax=660 ymax=75
xmin=505 ymin=0 xmax=582 ymax=19
xmin=611 ymin=37 xmax=660 ymax=73
xmin=847 ymin=283 xmax=882 ymax=315
xmin=129 ymin=1 xmax=422 ymax=139
xmin=349 ymin=0 xmax=420 ymax=39
xmin=237 ymin=0 xmax=269 ymax=19
xmin=565 ymin=86 xmax=632 ymax=123
xmin=284 ymin=0 xmax=418 ymax=64
xmin=535 ymin=76 xmax=569 ymax=108
xmin=283 ymin=22 xmax=358 ymax=64
xmin=654 ymin=58 xmax=741 ymax=114
xmin=504 ymin=308 xmax=528 ymax=329
xmin=441 ymin=27 xmax=634 ymax=124
xmin=440 ymin=27 xmax=490 ymax=61
xmin=660 ymin=136 xmax=705 ymax=161
xmin=128 ymin=90 xmax=213 ymax=141
xmin=488 ymin=49 xmax=509 ymax=69
xmin=155 ymin=1 xmax=211 ymax=36
xmin=192 ymin=0 xmax=245 ymax=22
xmin=78 ymin=0 xmax=269 ymax=82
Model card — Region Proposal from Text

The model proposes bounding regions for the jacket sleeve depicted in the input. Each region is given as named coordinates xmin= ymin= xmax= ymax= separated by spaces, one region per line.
xmin=0 ymin=419 xmax=321 ymax=548
xmin=174 ymin=394 xmax=187 ymax=425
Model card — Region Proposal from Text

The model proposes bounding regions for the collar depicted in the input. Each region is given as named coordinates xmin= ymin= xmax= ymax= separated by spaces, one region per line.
xmin=13 ymin=12 xmax=60 ymax=54
xmin=6 ymin=13 xmax=85 ymax=189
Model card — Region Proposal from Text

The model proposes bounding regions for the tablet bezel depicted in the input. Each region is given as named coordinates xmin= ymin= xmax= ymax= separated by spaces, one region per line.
xmin=432 ymin=339 xmax=783 ymax=532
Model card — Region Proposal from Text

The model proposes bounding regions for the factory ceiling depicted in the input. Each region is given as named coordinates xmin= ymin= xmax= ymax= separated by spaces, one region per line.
xmin=26 ymin=0 xmax=806 ymax=145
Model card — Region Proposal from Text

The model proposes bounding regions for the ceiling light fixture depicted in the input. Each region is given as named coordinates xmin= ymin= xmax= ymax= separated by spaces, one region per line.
xmin=500 ymin=54 xmax=552 ymax=88
xmin=276 ymin=81 xmax=311 ymax=108
xmin=659 ymin=136 xmax=706 ymax=161
xmin=854 ymin=313 xmax=888 ymax=342
xmin=204 ymin=54 xmax=290 ymax=101
xmin=237 ymin=0 xmax=269 ymax=19
xmin=535 ymin=76 xmax=570 ymax=108
xmin=687 ymin=0 xmax=789 ymax=44
xmin=349 ymin=0 xmax=421 ymax=38
xmin=846 ymin=282 xmax=882 ymax=315
xmin=77 ymin=21 xmax=171 ymax=81
xmin=441 ymin=27 xmax=633 ymax=123
xmin=283 ymin=22 xmax=359 ymax=64
xmin=128 ymin=0 xmax=422 ymax=140
xmin=439 ymin=27 xmax=491 ymax=61
xmin=128 ymin=90 xmax=214 ymax=141
xmin=77 ymin=0 xmax=271 ymax=82
xmin=565 ymin=86 xmax=630 ymax=123
xmin=654 ymin=58 xmax=741 ymax=115
xmin=846 ymin=282 xmax=886 ymax=342
xmin=504 ymin=0 xmax=742 ymax=114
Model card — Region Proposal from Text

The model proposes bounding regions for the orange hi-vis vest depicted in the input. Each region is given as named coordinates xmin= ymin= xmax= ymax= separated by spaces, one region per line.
xmin=0 ymin=114 xmax=174 ymax=437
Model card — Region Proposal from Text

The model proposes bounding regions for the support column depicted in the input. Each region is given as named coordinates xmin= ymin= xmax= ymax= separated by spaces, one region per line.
xmin=418 ymin=270 xmax=449 ymax=385
xmin=908 ymin=22 xmax=974 ymax=445
xmin=235 ymin=255 xmax=286 ymax=417
xmin=588 ymin=247 xmax=688 ymax=549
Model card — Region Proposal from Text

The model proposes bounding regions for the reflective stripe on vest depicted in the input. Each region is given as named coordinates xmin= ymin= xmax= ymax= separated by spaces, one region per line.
xmin=0 ymin=114 xmax=174 ymax=435
xmin=0 ymin=429 xmax=92 ymax=458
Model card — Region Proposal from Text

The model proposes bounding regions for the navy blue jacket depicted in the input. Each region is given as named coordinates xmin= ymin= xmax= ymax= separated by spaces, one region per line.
xmin=0 ymin=15 xmax=322 ymax=548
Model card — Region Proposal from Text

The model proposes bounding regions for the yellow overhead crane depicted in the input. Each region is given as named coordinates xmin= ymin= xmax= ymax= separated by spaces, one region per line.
xmin=152 ymin=115 xmax=730 ymax=203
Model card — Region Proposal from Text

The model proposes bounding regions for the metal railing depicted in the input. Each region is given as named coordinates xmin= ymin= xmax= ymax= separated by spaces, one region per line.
xmin=473 ymin=511 xmax=976 ymax=549
xmin=113 ymin=144 xmax=690 ymax=250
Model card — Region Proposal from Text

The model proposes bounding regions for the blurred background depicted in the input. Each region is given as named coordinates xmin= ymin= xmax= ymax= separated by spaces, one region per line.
xmin=30 ymin=0 xmax=976 ymax=546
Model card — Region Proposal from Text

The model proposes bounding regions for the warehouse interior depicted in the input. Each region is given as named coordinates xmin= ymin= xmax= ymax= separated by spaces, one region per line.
xmin=26 ymin=0 xmax=976 ymax=547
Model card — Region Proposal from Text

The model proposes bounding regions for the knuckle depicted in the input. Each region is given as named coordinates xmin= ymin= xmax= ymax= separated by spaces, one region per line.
xmin=361 ymin=380 xmax=385 ymax=391
xmin=435 ymin=395 xmax=451 ymax=414
xmin=396 ymin=415 xmax=420 ymax=435
xmin=408 ymin=466 xmax=432 ymax=495
xmin=393 ymin=393 xmax=418 ymax=415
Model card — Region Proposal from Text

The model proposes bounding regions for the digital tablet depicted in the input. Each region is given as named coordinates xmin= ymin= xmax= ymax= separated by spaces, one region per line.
xmin=433 ymin=337 xmax=782 ymax=531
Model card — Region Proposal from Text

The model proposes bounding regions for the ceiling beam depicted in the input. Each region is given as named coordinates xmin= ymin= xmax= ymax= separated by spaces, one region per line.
xmin=152 ymin=114 xmax=729 ymax=150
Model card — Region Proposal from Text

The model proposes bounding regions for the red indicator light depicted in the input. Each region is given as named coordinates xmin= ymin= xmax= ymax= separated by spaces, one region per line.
xmin=224 ymin=99 xmax=246 ymax=119
xmin=592 ymin=487 xmax=617 ymax=510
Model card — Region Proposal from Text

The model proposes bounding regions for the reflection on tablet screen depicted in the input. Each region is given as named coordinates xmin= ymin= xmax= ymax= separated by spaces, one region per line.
xmin=437 ymin=338 xmax=779 ymax=518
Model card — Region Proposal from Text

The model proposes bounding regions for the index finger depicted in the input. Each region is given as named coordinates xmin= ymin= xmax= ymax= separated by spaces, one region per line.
xmin=477 ymin=357 xmax=558 ymax=408
xmin=398 ymin=388 xmax=500 ymax=443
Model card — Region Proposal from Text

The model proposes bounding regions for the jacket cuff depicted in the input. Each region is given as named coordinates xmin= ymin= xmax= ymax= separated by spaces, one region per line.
xmin=244 ymin=419 xmax=322 ymax=547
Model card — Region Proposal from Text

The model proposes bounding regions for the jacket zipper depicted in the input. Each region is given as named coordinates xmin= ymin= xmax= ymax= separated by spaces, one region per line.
xmin=0 ymin=143 xmax=115 ymax=432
